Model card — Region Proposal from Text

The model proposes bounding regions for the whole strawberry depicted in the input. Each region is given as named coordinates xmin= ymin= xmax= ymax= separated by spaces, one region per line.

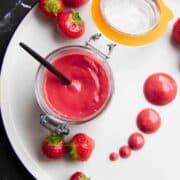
xmin=64 ymin=0 xmax=88 ymax=8
xmin=42 ymin=133 xmax=66 ymax=159
xmin=70 ymin=171 xmax=90 ymax=180
xmin=172 ymin=18 xmax=180 ymax=45
xmin=67 ymin=133 xmax=95 ymax=161
xmin=57 ymin=10 xmax=85 ymax=38
xmin=39 ymin=0 xmax=64 ymax=18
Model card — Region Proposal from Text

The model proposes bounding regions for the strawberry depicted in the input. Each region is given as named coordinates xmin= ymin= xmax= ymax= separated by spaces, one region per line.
xmin=64 ymin=0 xmax=88 ymax=8
xmin=39 ymin=0 xmax=64 ymax=18
xmin=57 ymin=10 xmax=85 ymax=38
xmin=67 ymin=133 xmax=95 ymax=161
xmin=42 ymin=133 xmax=66 ymax=159
xmin=172 ymin=18 xmax=180 ymax=45
xmin=70 ymin=171 xmax=90 ymax=180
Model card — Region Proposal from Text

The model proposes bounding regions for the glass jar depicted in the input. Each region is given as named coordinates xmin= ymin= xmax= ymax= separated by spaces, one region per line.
xmin=35 ymin=36 xmax=115 ymax=135
xmin=101 ymin=0 xmax=160 ymax=36
xmin=91 ymin=0 xmax=173 ymax=46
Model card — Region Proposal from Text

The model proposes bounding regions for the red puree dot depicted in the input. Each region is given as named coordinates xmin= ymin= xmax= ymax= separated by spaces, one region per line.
xmin=109 ymin=152 xmax=118 ymax=161
xmin=128 ymin=132 xmax=145 ymax=150
xmin=137 ymin=108 xmax=161 ymax=134
xmin=119 ymin=145 xmax=131 ymax=158
xmin=144 ymin=73 xmax=177 ymax=106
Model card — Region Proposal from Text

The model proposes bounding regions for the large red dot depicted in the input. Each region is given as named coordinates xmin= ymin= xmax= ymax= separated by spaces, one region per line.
xmin=128 ymin=132 xmax=145 ymax=150
xmin=137 ymin=108 xmax=161 ymax=134
xmin=144 ymin=73 xmax=177 ymax=106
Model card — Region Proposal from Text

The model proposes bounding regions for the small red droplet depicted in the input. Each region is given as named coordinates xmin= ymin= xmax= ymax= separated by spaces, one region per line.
xmin=128 ymin=132 xmax=145 ymax=150
xmin=137 ymin=108 xmax=161 ymax=134
xmin=119 ymin=145 xmax=131 ymax=158
xmin=109 ymin=152 xmax=118 ymax=161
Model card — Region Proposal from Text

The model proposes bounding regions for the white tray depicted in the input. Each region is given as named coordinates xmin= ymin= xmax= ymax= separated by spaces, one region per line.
xmin=1 ymin=1 xmax=180 ymax=179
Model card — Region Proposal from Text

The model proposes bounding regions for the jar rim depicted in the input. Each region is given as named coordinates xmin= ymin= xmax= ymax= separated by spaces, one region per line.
xmin=100 ymin=0 xmax=161 ymax=36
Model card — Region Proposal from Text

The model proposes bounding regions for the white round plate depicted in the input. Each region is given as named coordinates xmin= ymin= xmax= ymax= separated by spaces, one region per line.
xmin=1 ymin=1 xmax=180 ymax=179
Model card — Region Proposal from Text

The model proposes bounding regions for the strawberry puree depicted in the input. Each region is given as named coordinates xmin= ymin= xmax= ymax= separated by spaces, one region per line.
xmin=119 ymin=145 xmax=131 ymax=158
xmin=137 ymin=108 xmax=161 ymax=134
xmin=144 ymin=73 xmax=177 ymax=106
xmin=43 ymin=51 xmax=111 ymax=121
xmin=109 ymin=152 xmax=118 ymax=161
xmin=128 ymin=132 xmax=145 ymax=150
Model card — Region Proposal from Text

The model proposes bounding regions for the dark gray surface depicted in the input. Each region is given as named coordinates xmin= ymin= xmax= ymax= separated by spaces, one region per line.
xmin=0 ymin=1 xmax=37 ymax=179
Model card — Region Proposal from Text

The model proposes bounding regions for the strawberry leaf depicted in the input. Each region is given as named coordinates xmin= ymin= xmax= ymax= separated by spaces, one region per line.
xmin=46 ymin=133 xmax=63 ymax=145
xmin=67 ymin=143 xmax=78 ymax=160
xmin=72 ymin=11 xmax=83 ymax=24
xmin=46 ymin=0 xmax=61 ymax=16
xmin=80 ymin=175 xmax=90 ymax=180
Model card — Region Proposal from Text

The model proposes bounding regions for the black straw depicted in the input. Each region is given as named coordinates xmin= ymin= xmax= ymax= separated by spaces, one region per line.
xmin=19 ymin=42 xmax=71 ymax=85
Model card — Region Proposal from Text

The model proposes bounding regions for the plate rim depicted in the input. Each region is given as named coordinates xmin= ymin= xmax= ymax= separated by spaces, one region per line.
xmin=1 ymin=1 xmax=179 ymax=179
xmin=0 ymin=5 xmax=51 ymax=180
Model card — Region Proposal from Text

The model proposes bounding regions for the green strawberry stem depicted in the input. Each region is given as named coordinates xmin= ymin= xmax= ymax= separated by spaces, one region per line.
xmin=46 ymin=133 xmax=64 ymax=144
xmin=46 ymin=0 xmax=61 ymax=16
xmin=67 ymin=143 xmax=78 ymax=160
xmin=80 ymin=175 xmax=90 ymax=180
xmin=72 ymin=10 xmax=83 ymax=24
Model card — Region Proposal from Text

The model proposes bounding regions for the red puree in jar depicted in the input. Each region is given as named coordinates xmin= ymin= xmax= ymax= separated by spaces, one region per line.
xmin=43 ymin=51 xmax=111 ymax=121
xmin=144 ymin=73 xmax=177 ymax=106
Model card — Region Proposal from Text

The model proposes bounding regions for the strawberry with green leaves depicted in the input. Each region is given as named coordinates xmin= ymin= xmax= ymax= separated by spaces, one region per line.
xmin=39 ymin=0 xmax=64 ymax=18
xmin=70 ymin=171 xmax=90 ymax=180
xmin=42 ymin=133 xmax=66 ymax=159
xmin=172 ymin=18 xmax=180 ymax=45
xmin=57 ymin=10 xmax=85 ymax=38
xmin=67 ymin=133 xmax=95 ymax=161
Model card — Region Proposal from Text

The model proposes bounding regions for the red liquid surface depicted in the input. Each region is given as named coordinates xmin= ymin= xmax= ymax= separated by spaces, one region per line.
xmin=144 ymin=73 xmax=177 ymax=106
xmin=43 ymin=51 xmax=111 ymax=121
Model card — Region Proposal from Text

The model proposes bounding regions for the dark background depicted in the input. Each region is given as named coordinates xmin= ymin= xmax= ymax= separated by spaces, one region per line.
xmin=0 ymin=0 xmax=37 ymax=179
